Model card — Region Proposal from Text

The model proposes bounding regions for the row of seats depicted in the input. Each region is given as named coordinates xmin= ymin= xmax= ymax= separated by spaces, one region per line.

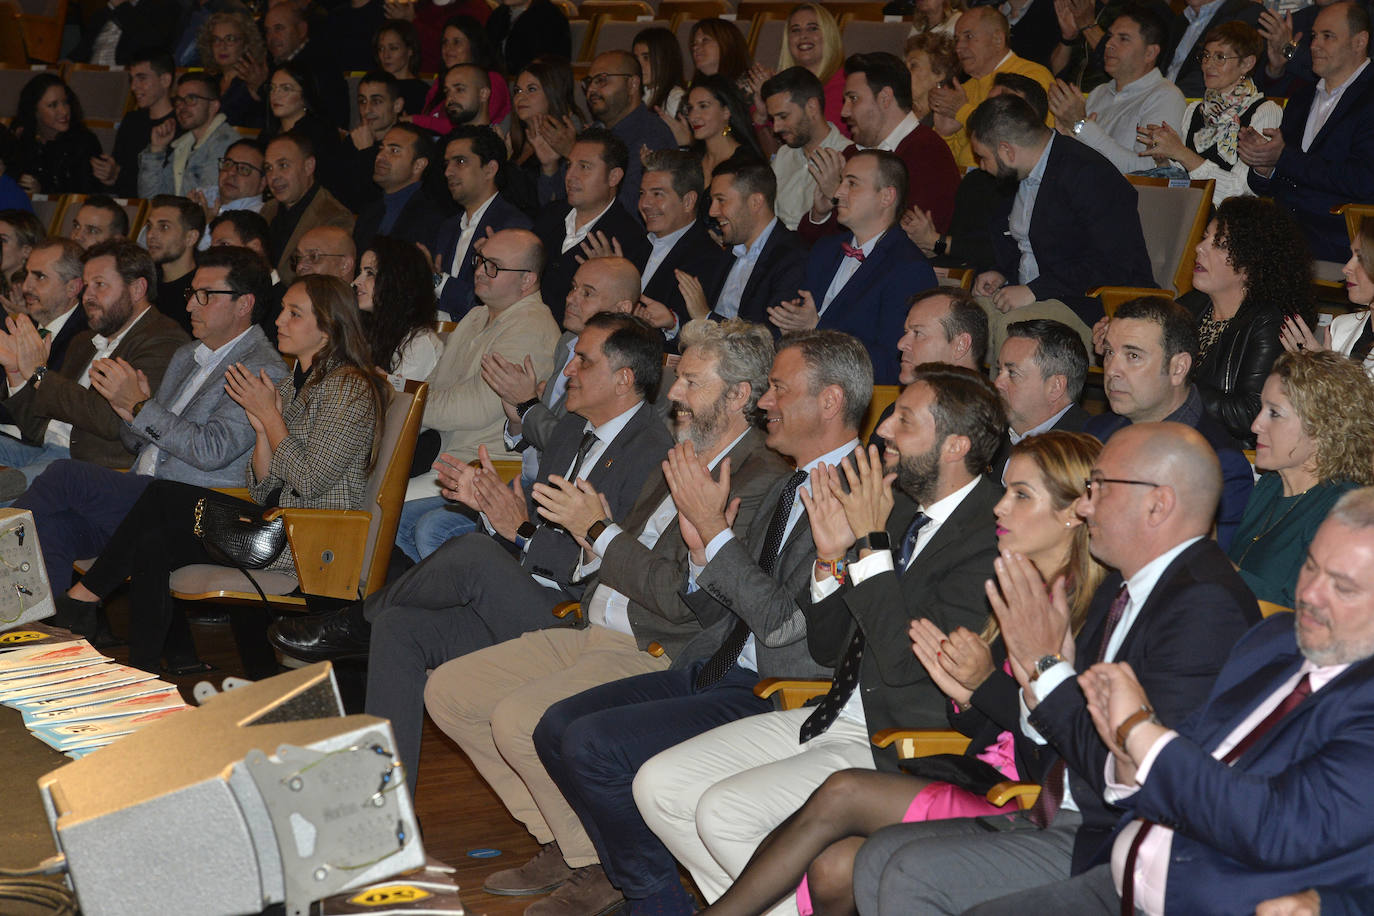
xmin=0 ymin=61 xmax=131 ymax=121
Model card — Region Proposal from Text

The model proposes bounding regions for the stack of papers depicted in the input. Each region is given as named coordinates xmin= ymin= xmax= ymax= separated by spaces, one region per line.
xmin=0 ymin=626 xmax=189 ymax=758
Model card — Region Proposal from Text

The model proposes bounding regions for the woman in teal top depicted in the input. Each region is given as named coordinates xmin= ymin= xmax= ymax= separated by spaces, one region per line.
xmin=1230 ymin=350 xmax=1374 ymax=606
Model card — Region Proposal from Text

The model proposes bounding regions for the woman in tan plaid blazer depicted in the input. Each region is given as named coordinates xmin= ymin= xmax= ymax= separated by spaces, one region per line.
xmin=56 ymin=276 xmax=389 ymax=676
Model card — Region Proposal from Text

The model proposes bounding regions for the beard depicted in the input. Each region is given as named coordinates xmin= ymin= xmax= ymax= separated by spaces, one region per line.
xmin=991 ymin=157 xmax=1020 ymax=196
xmin=674 ymin=397 xmax=731 ymax=451
xmin=86 ymin=288 xmax=135 ymax=337
xmin=892 ymin=443 xmax=941 ymax=506
xmin=446 ymin=101 xmax=480 ymax=125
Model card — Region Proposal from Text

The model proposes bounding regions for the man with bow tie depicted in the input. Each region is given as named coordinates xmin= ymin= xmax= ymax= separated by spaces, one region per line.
xmin=766 ymin=150 xmax=936 ymax=385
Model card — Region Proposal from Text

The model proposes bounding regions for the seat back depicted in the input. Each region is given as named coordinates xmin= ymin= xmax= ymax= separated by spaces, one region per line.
xmin=87 ymin=117 xmax=115 ymax=156
xmin=0 ymin=65 xmax=54 ymax=114
xmin=17 ymin=0 xmax=65 ymax=63
xmin=593 ymin=18 xmax=670 ymax=56
xmin=1338 ymin=202 xmax=1374 ymax=243
xmin=28 ymin=192 xmax=67 ymax=235
xmin=861 ymin=384 xmax=899 ymax=442
xmin=570 ymin=18 xmax=593 ymax=60
xmin=358 ymin=378 xmax=428 ymax=596
xmin=840 ymin=19 xmax=909 ymax=56
xmin=1126 ymin=175 xmax=1214 ymax=296
xmin=580 ymin=0 xmax=655 ymax=19
xmin=65 ymin=64 xmax=131 ymax=121
xmin=748 ymin=16 xmax=785 ymax=65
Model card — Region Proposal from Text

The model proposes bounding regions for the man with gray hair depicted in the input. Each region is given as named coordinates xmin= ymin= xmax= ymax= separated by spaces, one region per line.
xmin=995 ymin=318 xmax=1090 ymax=445
xmin=627 ymin=150 xmax=732 ymax=343
xmin=420 ymin=318 xmax=790 ymax=915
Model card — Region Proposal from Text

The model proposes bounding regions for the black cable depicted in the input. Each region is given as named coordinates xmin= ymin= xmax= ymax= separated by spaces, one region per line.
xmin=0 ymin=878 xmax=77 ymax=915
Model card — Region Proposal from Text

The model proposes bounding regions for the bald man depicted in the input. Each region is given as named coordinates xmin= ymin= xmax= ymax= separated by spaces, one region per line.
xmin=931 ymin=6 xmax=1053 ymax=168
xmin=394 ymin=228 xmax=562 ymax=562
xmin=408 ymin=256 xmax=646 ymax=560
xmin=290 ymin=226 xmax=356 ymax=281
xmin=853 ymin=421 xmax=1261 ymax=914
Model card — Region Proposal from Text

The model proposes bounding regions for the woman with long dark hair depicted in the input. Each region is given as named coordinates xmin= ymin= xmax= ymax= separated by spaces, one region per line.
xmin=1178 ymin=194 xmax=1313 ymax=444
xmin=666 ymin=75 xmax=763 ymax=208
xmin=11 ymin=73 xmax=101 ymax=195
xmin=634 ymin=27 xmax=687 ymax=119
xmin=354 ymin=236 xmax=443 ymax=382
xmin=374 ymin=19 xmax=430 ymax=114
xmin=56 ymin=276 xmax=388 ymax=676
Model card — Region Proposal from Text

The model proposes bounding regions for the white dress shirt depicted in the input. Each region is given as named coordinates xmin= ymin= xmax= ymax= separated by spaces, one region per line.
xmin=1078 ymin=69 xmax=1187 ymax=173
xmin=716 ymin=218 xmax=779 ymax=319
xmin=641 ymin=222 xmax=692 ymax=289
xmin=771 ymin=123 xmax=849 ymax=230
xmin=820 ymin=231 xmax=884 ymax=314
xmin=561 ymin=201 xmax=615 ymax=254
xmin=41 ymin=309 xmax=150 ymax=449
xmin=1302 ymin=59 xmax=1370 ymax=151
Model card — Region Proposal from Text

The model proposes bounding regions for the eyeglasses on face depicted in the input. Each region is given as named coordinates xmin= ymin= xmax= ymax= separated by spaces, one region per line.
xmin=173 ymin=94 xmax=215 ymax=106
xmin=1083 ymin=475 xmax=1161 ymax=498
xmin=218 ymin=157 xmax=264 ymax=176
xmin=581 ymin=72 xmax=634 ymax=92
xmin=472 ymin=253 xmax=531 ymax=278
xmin=185 ymin=287 xmax=237 ymax=305
xmin=290 ymin=250 xmax=349 ymax=269
xmin=1196 ymin=50 xmax=1242 ymax=63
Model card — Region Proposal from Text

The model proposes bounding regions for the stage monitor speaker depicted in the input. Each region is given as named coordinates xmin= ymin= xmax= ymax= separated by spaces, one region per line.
xmin=37 ymin=662 xmax=425 ymax=916
xmin=0 ymin=507 xmax=56 ymax=632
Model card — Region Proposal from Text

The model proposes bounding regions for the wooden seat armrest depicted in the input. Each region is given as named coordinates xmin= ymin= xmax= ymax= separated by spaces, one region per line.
xmin=870 ymin=729 xmax=972 ymax=758
xmin=753 ymin=677 xmax=831 ymax=709
xmin=275 ymin=508 xmax=372 ymax=600
xmin=553 ymin=601 xmax=583 ymax=619
xmin=1088 ymin=287 xmax=1173 ymax=318
xmin=986 ymin=780 xmax=1041 ymax=809
xmin=211 ymin=487 xmax=252 ymax=500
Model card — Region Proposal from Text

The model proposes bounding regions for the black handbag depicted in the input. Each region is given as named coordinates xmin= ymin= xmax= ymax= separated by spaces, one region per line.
xmin=193 ymin=497 xmax=287 ymax=570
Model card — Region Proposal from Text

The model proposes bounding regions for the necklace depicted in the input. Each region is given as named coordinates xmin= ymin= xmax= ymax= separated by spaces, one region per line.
xmin=1232 ymin=478 xmax=1325 ymax=567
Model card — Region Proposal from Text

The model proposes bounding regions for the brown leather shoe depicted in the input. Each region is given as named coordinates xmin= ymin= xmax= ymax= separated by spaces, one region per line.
xmin=522 ymin=865 xmax=624 ymax=916
xmin=483 ymin=843 xmax=575 ymax=896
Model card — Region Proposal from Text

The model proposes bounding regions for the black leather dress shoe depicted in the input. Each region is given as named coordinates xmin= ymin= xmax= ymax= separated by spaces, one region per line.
xmin=268 ymin=607 xmax=371 ymax=661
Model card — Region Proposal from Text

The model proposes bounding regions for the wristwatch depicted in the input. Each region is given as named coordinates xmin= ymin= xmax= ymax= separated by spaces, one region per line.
xmin=1282 ymin=39 xmax=1299 ymax=60
xmin=515 ymin=396 xmax=541 ymax=417
xmin=516 ymin=521 xmax=537 ymax=541
xmin=27 ymin=365 xmax=46 ymax=389
xmin=131 ymin=398 xmax=150 ymax=418
xmin=586 ymin=518 xmax=612 ymax=544
xmin=1029 ymin=653 xmax=1065 ymax=682
xmin=855 ymin=531 xmax=891 ymax=552
xmin=1071 ymin=119 xmax=1088 ymax=136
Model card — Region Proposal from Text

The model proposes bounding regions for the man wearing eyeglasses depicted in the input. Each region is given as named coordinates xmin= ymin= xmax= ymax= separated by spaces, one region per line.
xmin=1045 ymin=9 xmax=1185 ymax=174
xmin=289 ymin=226 xmax=357 ymax=283
xmin=536 ymin=52 xmax=677 ymax=220
xmin=197 ymin=139 xmax=267 ymax=231
xmin=852 ymin=421 xmax=1261 ymax=915
xmin=14 ymin=246 xmax=286 ymax=619
xmin=1084 ymin=296 xmax=1255 ymax=549
xmin=259 ymin=133 xmax=356 ymax=284
xmin=137 ymin=73 xmax=240 ymax=200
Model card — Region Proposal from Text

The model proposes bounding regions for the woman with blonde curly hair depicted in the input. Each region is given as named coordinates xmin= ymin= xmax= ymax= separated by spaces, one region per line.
xmin=701 ymin=430 xmax=1105 ymax=916
xmin=196 ymin=10 xmax=268 ymax=127
xmin=1230 ymin=349 xmax=1374 ymax=606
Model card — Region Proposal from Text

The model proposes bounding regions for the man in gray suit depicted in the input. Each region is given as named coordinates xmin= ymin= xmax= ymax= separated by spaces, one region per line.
xmin=421 ymin=319 xmax=790 ymax=915
xmin=525 ymin=330 xmax=873 ymax=915
xmin=270 ymin=313 xmax=676 ymax=795
xmin=17 ymin=245 xmax=287 ymax=598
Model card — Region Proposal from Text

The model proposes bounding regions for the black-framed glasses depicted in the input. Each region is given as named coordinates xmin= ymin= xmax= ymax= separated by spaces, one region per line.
xmin=290 ymin=250 xmax=349 ymax=269
xmin=1083 ymin=476 xmax=1161 ymax=498
xmin=184 ymin=287 xmax=238 ymax=305
xmin=218 ymin=157 xmax=263 ymax=176
xmin=581 ymin=72 xmax=635 ymax=92
xmin=472 ymin=253 xmax=531 ymax=278
xmin=173 ymin=94 xmax=215 ymax=106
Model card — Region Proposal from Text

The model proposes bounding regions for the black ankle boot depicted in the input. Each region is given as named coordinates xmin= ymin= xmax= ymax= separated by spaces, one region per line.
xmin=53 ymin=594 xmax=100 ymax=639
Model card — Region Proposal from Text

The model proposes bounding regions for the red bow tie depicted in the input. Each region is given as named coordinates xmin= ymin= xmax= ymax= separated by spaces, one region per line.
xmin=840 ymin=242 xmax=866 ymax=262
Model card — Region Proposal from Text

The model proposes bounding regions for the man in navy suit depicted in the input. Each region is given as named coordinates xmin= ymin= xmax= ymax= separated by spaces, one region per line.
xmin=352 ymin=124 xmax=449 ymax=257
xmin=971 ymin=488 xmax=1374 ymax=914
xmin=1242 ymin=1 xmax=1374 ymax=264
xmin=533 ymin=129 xmax=651 ymax=326
xmin=624 ymin=150 xmax=731 ymax=345
xmin=852 ymin=422 xmax=1261 ymax=914
xmin=705 ymin=161 xmax=807 ymax=336
xmin=968 ymin=94 xmax=1155 ymax=358
xmin=434 ymin=126 xmax=533 ymax=320
xmin=771 ymin=149 xmax=936 ymax=384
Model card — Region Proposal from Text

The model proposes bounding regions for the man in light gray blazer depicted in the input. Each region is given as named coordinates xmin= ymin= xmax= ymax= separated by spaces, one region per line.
xmin=16 ymin=246 xmax=287 ymax=593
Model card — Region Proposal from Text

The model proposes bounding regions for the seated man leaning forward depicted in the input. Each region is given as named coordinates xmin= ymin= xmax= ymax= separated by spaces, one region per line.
xmin=268 ymin=313 xmax=674 ymax=796
xmin=421 ymin=319 xmax=791 ymax=916
xmin=634 ymin=363 xmax=1007 ymax=909
xmin=17 ymin=246 xmax=286 ymax=613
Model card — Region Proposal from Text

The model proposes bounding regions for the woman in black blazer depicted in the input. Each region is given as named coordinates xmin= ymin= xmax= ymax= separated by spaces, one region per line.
xmin=1178 ymin=195 xmax=1313 ymax=446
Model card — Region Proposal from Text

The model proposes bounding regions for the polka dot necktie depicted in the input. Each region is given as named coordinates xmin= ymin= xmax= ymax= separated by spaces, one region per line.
xmin=799 ymin=512 xmax=931 ymax=741
xmin=694 ymin=469 xmax=809 ymax=691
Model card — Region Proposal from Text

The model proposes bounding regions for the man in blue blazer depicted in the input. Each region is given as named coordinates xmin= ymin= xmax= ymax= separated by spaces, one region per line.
xmin=970 ymin=489 xmax=1374 ymax=915
xmin=351 ymin=124 xmax=450 ymax=258
xmin=1243 ymin=2 xmax=1374 ymax=264
xmin=851 ymin=422 xmax=1261 ymax=915
xmin=969 ymin=94 xmax=1155 ymax=350
xmin=433 ymin=126 xmax=534 ymax=320
xmin=770 ymin=150 xmax=936 ymax=384
xmin=705 ymin=161 xmax=808 ymax=335
xmin=16 ymin=246 xmax=287 ymax=594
